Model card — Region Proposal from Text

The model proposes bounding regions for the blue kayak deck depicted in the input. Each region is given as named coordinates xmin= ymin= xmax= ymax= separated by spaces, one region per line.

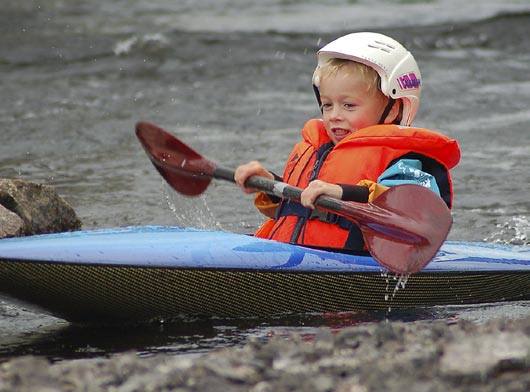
xmin=0 ymin=226 xmax=528 ymax=271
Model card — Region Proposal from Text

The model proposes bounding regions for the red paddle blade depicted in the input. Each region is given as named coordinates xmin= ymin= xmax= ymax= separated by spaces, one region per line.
xmin=135 ymin=121 xmax=217 ymax=196
xmin=358 ymin=184 xmax=452 ymax=274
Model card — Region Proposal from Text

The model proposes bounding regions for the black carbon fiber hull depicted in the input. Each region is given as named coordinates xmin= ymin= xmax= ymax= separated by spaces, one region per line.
xmin=1 ymin=260 xmax=528 ymax=323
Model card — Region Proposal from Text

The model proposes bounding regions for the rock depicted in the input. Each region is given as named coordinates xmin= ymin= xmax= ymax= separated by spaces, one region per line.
xmin=0 ymin=204 xmax=24 ymax=238
xmin=0 ymin=178 xmax=81 ymax=238
xmin=0 ymin=316 xmax=528 ymax=392
xmin=440 ymin=330 xmax=529 ymax=381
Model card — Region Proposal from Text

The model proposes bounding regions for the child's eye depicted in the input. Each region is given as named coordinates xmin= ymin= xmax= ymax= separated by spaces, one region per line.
xmin=343 ymin=103 xmax=356 ymax=110
xmin=321 ymin=103 xmax=333 ymax=111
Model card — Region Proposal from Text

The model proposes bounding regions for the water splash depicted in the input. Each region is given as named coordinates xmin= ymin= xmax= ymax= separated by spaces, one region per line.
xmin=163 ymin=185 xmax=223 ymax=231
xmin=113 ymin=33 xmax=170 ymax=56
xmin=382 ymin=271 xmax=410 ymax=315
xmin=483 ymin=215 xmax=529 ymax=246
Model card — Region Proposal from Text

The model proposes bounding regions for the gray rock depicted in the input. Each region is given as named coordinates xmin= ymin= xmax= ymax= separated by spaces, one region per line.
xmin=0 ymin=178 xmax=81 ymax=238
xmin=440 ymin=330 xmax=529 ymax=381
xmin=0 ymin=316 xmax=528 ymax=392
xmin=0 ymin=204 xmax=24 ymax=238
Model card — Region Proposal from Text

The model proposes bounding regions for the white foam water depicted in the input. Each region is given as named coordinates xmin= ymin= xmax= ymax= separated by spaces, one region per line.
xmin=381 ymin=271 xmax=410 ymax=314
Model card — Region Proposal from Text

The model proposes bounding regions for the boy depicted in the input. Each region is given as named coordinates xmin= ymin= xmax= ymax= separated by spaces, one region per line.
xmin=235 ymin=32 xmax=460 ymax=250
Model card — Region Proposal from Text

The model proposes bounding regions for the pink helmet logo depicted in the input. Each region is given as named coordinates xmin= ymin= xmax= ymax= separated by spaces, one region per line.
xmin=397 ymin=72 xmax=421 ymax=90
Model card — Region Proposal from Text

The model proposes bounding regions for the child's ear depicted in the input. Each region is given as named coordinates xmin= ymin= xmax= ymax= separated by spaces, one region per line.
xmin=387 ymin=99 xmax=403 ymax=124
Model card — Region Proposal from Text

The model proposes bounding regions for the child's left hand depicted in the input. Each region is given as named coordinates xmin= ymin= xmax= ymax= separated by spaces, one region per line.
xmin=301 ymin=180 xmax=343 ymax=209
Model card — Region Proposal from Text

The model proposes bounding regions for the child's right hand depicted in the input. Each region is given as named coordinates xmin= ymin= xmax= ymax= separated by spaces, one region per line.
xmin=301 ymin=180 xmax=343 ymax=209
xmin=234 ymin=161 xmax=274 ymax=194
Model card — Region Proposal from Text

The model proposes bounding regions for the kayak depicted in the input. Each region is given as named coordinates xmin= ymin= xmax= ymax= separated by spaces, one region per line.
xmin=0 ymin=226 xmax=528 ymax=323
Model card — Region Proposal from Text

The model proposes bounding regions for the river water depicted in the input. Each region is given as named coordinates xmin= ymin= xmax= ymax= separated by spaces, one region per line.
xmin=0 ymin=0 xmax=529 ymax=361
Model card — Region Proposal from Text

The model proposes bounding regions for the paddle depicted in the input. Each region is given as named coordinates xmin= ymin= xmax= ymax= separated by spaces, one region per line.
xmin=135 ymin=121 xmax=452 ymax=274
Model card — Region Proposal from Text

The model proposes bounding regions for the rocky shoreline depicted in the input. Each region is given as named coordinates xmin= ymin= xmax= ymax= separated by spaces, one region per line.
xmin=0 ymin=316 xmax=528 ymax=392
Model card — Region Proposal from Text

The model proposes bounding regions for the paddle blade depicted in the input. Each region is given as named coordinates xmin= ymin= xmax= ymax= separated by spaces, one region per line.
xmin=135 ymin=121 xmax=217 ymax=196
xmin=359 ymin=184 xmax=452 ymax=274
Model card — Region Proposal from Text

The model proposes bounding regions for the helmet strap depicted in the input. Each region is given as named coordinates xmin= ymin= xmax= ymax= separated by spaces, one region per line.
xmin=313 ymin=85 xmax=323 ymax=112
xmin=378 ymin=98 xmax=396 ymax=124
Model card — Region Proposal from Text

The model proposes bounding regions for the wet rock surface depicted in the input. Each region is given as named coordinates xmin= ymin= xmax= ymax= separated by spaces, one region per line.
xmin=0 ymin=316 xmax=528 ymax=392
xmin=0 ymin=178 xmax=81 ymax=238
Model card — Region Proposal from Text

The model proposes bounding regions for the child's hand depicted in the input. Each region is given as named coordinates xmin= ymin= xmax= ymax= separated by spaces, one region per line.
xmin=234 ymin=161 xmax=274 ymax=194
xmin=301 ymin=180 xmax=343 ymax=209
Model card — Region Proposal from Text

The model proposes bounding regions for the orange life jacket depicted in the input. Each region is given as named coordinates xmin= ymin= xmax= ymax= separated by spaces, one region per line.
xmin=255 ymin=119 xmax=460 ymax=250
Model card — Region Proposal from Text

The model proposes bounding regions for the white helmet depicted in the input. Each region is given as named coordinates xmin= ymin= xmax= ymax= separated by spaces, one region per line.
xmin=312 ymin=32 xmax=421 ymax=126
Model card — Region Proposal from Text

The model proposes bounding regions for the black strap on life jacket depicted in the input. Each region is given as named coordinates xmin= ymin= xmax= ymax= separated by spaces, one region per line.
xmin=275 ymin=141 xmax=365 ymax=249
xmin=278 ymin=141 xmax=333 ymax=243
xmin=276 ymin=200 xmax=365 ymax=249
xmin=308 ymin=142 xmax=334 ymax=181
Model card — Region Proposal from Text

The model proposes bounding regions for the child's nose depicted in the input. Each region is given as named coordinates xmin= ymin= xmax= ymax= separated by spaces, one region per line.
xmin=330 ymin=106 xmax=342 ymax=120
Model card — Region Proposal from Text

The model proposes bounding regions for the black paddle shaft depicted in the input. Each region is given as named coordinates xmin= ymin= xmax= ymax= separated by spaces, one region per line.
xmin=213 ymin=166 xmax=342 ymax=211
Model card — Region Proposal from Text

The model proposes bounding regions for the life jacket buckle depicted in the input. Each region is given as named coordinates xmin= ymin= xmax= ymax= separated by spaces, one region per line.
xmin=308 ymin=209 xmax=327 ymax=221
xmin=308 ymin=209 xmax=339 ymax=224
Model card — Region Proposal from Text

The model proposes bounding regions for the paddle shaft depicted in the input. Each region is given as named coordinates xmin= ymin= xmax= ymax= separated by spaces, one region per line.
xmin=213 ymin=166 xmax=425 ymax=245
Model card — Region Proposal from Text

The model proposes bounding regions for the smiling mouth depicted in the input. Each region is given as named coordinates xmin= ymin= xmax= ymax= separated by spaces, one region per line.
xmin=332 ymin=128 xmax=351 ymax=137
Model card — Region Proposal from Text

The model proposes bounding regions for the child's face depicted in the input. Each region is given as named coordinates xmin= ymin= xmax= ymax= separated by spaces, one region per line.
xmin=319 ymin=68 xmax=391 ymax=144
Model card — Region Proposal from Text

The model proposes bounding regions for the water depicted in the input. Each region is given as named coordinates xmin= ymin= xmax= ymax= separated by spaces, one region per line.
xmin=1 ymin=0 xmax=529 ymax=362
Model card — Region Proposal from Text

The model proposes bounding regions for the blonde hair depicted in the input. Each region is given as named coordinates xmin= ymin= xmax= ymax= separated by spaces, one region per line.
xmin=314 ymin=58 xmax=382 ymax=95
